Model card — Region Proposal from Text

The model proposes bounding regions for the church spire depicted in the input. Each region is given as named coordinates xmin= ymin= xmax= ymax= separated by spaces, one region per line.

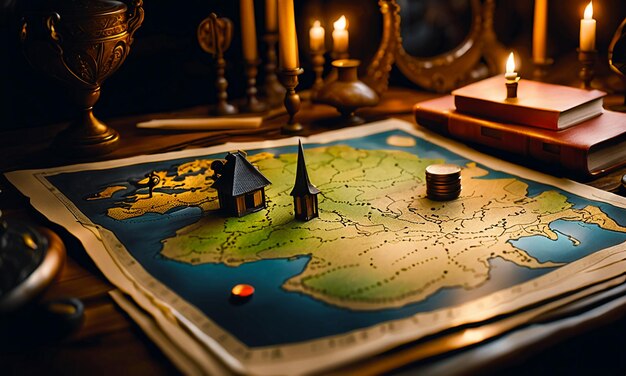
xmin=290 ymin=140 xmax=320 ymax=197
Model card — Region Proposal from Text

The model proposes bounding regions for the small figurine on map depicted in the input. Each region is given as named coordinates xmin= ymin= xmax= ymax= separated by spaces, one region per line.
xmin=291 ymin=140 xmax=320 ymax=221
xmin=425 ymin=164 xmax=462 ymax=201
xmin=146 ymin=172 xmax=160 ymax=198
xmin=211 ymin=150 xmax=271 ymax=217
xmin=229 ymin=283 xmax=254 ymax=304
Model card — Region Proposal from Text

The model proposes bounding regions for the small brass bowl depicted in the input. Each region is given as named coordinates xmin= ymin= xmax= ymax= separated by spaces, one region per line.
xmin=314 ymin=59 xmax=380 ymax=126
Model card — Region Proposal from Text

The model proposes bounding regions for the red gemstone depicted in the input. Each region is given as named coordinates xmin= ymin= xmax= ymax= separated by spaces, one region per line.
xmin=231 ymin=284 xmax=255 ymax=298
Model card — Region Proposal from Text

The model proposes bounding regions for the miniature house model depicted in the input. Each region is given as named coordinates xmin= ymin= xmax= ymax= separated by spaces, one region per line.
xmin=290 ymin=141 xmax=320 ymax=221
xmin=211 ymin=150 xmax=271 ymax=217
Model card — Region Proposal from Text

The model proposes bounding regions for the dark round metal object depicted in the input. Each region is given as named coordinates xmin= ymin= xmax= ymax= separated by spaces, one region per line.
xmin=0 ymin=221 xmax=66 ymax=313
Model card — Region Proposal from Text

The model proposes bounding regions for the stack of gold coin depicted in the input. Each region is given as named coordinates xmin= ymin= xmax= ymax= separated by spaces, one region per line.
xmin=425 ymin=164 xmax=462 ymax=201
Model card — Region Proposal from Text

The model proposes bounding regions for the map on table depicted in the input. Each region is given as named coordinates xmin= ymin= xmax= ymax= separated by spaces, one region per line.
xmin=7 ymin=119 xmax=626 ymax=375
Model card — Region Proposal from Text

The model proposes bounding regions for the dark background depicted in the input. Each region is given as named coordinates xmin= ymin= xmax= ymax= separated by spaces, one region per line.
xmin=0 ymin=0 xmax=624 ymax=130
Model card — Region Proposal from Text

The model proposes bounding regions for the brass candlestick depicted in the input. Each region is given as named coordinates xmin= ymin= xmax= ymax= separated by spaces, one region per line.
xmin=310 ymin=49 xmax=326 ymax=99
xmin=577 ymin=48 xmax=597 ymax=89
xmin=532 ymin=58 xmax=553 ymax=82
xmin=279 ymin=68 xmax=304 ymax=134
xmin=198 ymin=13 xmax=238 ymax=116
xmin=242 ymin=59 xmax=267 ymax=113
xmin=263 ymin=32 xmax=285 ymax=107
xmin=20 ymin=0 xmax=144 ymax=157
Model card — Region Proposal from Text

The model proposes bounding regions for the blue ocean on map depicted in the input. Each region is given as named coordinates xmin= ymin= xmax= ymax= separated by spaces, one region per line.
xmin=46 ymin=130 xmax=626 ymax=347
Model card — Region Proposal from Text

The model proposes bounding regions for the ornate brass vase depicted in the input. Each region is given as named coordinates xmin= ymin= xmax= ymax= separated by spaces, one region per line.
xmin=314 ymin=59 xmax=379 ymax=126
xmin=20 ymin=0 xmax=144 ymax=156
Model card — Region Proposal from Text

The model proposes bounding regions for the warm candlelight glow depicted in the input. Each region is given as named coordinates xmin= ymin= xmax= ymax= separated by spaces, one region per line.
xmin=309 ymin=20 xmax=325 ymax=51
xmin=504 ymin=52 xmax=519 ymax=82
xmin=580 ymin=1 xmax=596 ymax=51
xmin=334 ymin=15 xmax=347 ymax=31
xmin=506 ymin=52 xmax=516 ymax=74
xmin=584 ymin=1 xmax=593 ymax=20
xmin=332 ymin=15 xmax=349 ymax=54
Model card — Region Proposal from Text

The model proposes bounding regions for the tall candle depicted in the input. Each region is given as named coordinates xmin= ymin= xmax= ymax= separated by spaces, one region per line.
xmin=265 ymin=0 xmax=277 ymax=32
xmin=278 ymin=0 xmax=298 ymax=69
xmin=332 ymin=15 xmax=349 ymax=54
xmin=240 ymin=0 xmax=258 ymax=61
xmin=579 ymin=1 xmax=596 ymax=51
xmin=309 ymin=20 xmax=325 ymax=52
xmin=532 ymin=0 xmax=548 ymax=63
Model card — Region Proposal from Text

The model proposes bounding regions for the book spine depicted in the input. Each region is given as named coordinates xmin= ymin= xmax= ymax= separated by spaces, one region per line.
xmin=454 ymin=96 xmax=561 ymax=130
xmin=414 ymin=106 xmax=591 ymax=176
xmin=527 ymin=140 xmax=588 ymax=174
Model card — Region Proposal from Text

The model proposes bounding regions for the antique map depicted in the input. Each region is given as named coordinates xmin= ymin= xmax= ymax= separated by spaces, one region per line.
xmin=7 ymin=119 xmax=626 ymax=375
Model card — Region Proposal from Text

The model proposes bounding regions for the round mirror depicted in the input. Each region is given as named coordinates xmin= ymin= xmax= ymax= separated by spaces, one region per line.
xmin=365 ymin=0 xmax=508 ymax=94
xmin=398 ymin=0 xmax=472 ymax=58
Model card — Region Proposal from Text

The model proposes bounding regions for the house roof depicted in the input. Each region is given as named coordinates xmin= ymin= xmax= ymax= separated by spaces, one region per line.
xmin=290 ymin=140 xmax=320 ymax=197
xmin=212 ymin=151 xmax=271 ymax=196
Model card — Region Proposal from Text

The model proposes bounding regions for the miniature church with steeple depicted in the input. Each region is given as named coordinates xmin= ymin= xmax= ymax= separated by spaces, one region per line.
xmin=290 ymin=140 xmax=320 ymax=221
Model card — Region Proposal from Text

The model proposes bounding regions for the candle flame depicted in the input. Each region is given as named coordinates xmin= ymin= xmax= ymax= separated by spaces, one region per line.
xmin=313 ymin=20 xmax=321 ymax=28
xmin=506 ymin=52 xmax=516 ymax=73
xmin=584 ymin=1 xmax=593 ymax=20
xmin=334 ymin=15 xmax=347 ymax=31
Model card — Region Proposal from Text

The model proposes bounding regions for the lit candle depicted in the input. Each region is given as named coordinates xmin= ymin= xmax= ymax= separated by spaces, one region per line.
xmin=505 ymin=52 xmax=518 ymax=81
xmin=332 ymin=15 xmax=349 ymax=54
xmin=580 ymin=1 xmax=596 ymax=51
xmin=278 ymin=0 xmax=298 ymax=69
xmin=265 ymin=0 xmax=277 ymax=32
xmin=309 ymin=20 xmax=325 ymax=52
xmin=532 ymin=0 xmax=548 ymax=63
xmin=240 ymin=0 xmax=258 ymax=61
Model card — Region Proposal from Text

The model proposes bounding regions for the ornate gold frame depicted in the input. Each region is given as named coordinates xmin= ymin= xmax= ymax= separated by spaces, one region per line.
xmin=364 ymin=0 xmax=509 ymax=94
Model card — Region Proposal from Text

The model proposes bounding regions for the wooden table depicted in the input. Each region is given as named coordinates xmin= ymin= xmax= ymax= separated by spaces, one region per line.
xmin=2 ymin=88 xmax=626 ymax=375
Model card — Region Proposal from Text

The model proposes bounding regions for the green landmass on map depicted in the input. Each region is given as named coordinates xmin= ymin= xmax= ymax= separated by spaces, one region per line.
xmin=91 ymin=142 xmax=626 ymax=310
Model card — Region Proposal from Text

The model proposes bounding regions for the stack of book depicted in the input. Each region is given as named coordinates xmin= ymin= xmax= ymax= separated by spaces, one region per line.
xmin=414 ymin=75 xmax=626 ymax=177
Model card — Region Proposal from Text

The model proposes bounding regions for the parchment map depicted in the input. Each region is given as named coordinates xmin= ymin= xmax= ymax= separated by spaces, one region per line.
xmin=92 ymin=146 xmax=625 ymax=311
xmin=7 ymin=119 xmax=626 ymax=375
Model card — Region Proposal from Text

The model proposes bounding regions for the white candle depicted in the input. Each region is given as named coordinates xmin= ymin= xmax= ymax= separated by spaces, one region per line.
xmin=309 ymin=20 xmax=325 ymax=52
xmin=532 ymin=0 xmax=548 ymax=63
xmin=265 ymin=0 xmax=277 ymax=32
xmin=580 ymin=1 xmax=596 ymax=51
xmin=278 ymin=0 xmax=298 ymax=69
xmin=505 ymin=52 xmax=518 ymax=80
xmin=332 ymin=15 xmax=349 ymax=54
xmin=240 ymin=0 xmax=258 ymax=61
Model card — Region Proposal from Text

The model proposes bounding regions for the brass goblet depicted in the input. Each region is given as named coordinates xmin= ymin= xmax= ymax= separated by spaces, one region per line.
xmin=20 ymin=0 xmax=144 ymax=157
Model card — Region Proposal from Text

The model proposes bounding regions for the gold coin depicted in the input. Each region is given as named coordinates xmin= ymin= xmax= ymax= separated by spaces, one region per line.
xmin=425 ymin=164 xmax=461 ymax=177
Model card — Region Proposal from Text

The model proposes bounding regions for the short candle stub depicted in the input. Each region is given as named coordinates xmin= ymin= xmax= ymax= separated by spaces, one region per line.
xmin=506 ymin=77 xmax=520 ymax=99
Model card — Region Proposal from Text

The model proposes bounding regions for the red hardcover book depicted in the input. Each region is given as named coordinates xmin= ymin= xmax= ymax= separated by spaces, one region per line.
xmin=414 ymin=95 xmax=626 ymax=177
xmin=451 ymin=76 xmax=606 ymax=130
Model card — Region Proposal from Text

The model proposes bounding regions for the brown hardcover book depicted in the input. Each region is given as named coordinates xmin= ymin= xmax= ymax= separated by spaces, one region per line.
xmin=452 ymin=76 xmax=606 ymax=130
xmin=414 ymin=95 xmax=626 ymax=177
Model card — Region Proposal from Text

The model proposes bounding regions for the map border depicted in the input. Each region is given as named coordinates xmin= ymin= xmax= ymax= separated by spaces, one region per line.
xmin=7 ymin=119 xmax=626 ymax=375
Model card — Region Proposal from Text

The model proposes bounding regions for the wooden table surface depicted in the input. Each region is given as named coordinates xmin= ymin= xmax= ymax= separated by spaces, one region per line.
xmin=2 ymin=88 xmax=626 ymax=375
